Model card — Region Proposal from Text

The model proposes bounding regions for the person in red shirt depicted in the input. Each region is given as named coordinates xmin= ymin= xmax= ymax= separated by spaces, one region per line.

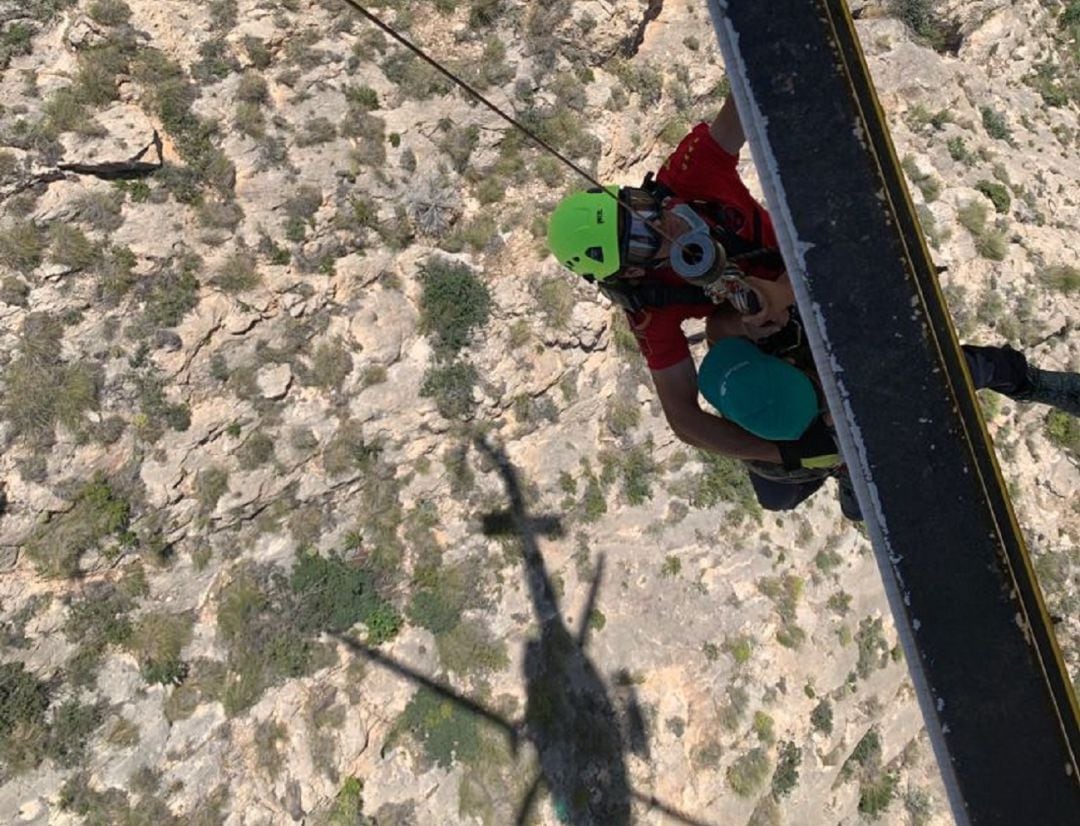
xmin=547 ymin=95 xmax=1080 ymax=519
xmin=547 ymin=96 xmax=832 ymax=470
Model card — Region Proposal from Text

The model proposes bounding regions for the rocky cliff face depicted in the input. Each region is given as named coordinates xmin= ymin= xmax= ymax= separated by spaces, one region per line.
xmin=0 ymin=1 xmax=1077 ymax=824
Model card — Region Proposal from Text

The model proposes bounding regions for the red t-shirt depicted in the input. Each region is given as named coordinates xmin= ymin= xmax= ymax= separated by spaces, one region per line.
xmin=628 ymin=123 xmax=781 ymax=370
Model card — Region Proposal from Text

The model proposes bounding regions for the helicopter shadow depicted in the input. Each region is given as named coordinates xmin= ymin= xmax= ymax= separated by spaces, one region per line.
xmin=332 ymin=436 xmax=717 ymax=826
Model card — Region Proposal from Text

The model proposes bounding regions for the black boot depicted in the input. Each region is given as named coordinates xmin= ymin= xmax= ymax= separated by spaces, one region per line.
xmin=836 ymin=470 xmax=863 ymax=522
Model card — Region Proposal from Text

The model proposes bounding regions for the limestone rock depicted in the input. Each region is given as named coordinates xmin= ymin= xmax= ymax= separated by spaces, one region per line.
xmin=257 ymin=363 xmax=293 ymax=399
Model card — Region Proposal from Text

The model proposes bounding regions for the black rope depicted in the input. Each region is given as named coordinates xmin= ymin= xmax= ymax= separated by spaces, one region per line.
xmin=339 ymin=0 xmax=606 ymax=192
xmin=338 ymin=0 xmax=687 ymax=253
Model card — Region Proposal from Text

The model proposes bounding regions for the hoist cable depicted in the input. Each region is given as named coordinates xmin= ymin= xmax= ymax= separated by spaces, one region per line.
xmin=339 ymin=0 xmax=607 ymax=191
xmin=338 ymin=0 xmax=687 ymax=255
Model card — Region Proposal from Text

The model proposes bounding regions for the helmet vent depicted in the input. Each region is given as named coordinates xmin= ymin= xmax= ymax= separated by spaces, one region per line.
xmin=585 ymin=246 xmax=604 ymax=262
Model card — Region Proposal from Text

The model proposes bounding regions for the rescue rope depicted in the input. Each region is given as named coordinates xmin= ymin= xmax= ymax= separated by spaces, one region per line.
xmin=338 ymin=0 xmax=686 ymax=252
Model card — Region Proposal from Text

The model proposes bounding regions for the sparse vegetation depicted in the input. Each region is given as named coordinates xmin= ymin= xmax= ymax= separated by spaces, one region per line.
xmin=811 ymin=698 xmax=834 ymax=735
xmin=1045 ymin=409 xmax=1080 ymax=458
xmin=2 ymin=312 xmax=103 ymax=446
xmin=0 ymin=220 xmax=45 ymax=274
xmin=212 ymin=249 xmax=260 ymax=293
xmin=976 ymin=179 xmax=1011 ymax=214
xmin=127 ymin=611 xmax=194 ymax=685
xmin=980 ymin=105 xmax=1011 ymax=142
xmin=727 ymin=746 xmax=771 ymax=797
xmin=24 ymin=474 xmax=131 ymax=577
xmin=391 ymin=684 xmax=482 ymax=768
xmin=418 ymin=258 xmax=492 ymax=358
xmin=1040 ymin=264 xmax=1080 ymax=295
xmin=772 ymin=740 xmax=802 ymax=799
xmin=889 ymin=0 xmax=954 ymax=50
xmin=215 ymin=553 xmax=392 ymax=715
xmin=65 ymin=582 xmax=135 ymax=686
xmin=420 ymin=360 xmax=478 ymax=420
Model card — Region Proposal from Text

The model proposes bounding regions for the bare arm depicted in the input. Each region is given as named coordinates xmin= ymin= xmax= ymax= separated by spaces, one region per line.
xmin=709 ymin=93 xmax=745 ymax=156
xmin=651 ymin=357 xmax=782 ymax=463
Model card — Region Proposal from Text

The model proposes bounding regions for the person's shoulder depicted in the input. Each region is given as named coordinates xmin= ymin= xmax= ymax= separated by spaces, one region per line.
xmin=658 ymin=123 xmax=738 ymax=189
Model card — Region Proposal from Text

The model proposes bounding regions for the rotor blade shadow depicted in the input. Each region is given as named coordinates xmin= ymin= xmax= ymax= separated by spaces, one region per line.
xmin=328 ymin=632 xmax=520 ymax=750
xmin=631 ymin=791 xmax=721 ymax=826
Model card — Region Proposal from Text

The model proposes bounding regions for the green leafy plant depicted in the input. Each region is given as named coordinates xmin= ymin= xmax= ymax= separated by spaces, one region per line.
xmin=975 ymin=179 xmax=1011 ymax=214
xmin=421 ymin=360 xmax=478 ymax=420
xmin=418 ymin=258 xmax=492 ymax=357
xmin=980 ymin=105 xmax=1011 ymax=141
xmin=771 ymin=740 xmax=802 ymax=799
xmin=24 ymin=474 xmax=130 ymax=577
xmin=392 ymin=685 xmax=481 ymax=768
xmin=727 ymin=746 xmax=771 ymax=797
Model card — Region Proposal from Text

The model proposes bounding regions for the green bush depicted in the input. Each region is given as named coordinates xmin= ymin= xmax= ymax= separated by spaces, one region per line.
xmin=407 ymin=562 xmax=474 ymax=635
xmin=48 ymin=224 xmax=101 ymax=270
xmin=127 ymin=612 xmax=194 ymax=685
xmin=435 ymin=617 xmax=509 ymax=676
xmin=0 ymin=662 xmax=50 ymax=773
xmin=811 ymin=699 xmax=833 ymax=735
xmin=842 ymin=728 xmax=883 ymax=779
xmin=859 ymin=772 xmax=899 ymax=817
xmin=946 ymin=136 xmax=974 ymax=165
xmin=0 ymin=22 xmax=34 ymax=71
xmin=310 ymin=339 xmax=353 ymax=390
xmin=727 ymin=747 xmax=771 ymax=797
xmin=974 ymin=227 xmax=1008 ymax=261
xmin=47 ymin=700 xmax=104 ymax=768
xmin=724 ymin=635 xmax=753 ymax=665
xmin=534 ymin=276 xmax=575 ymax=329
xmin=1040 ymin=264 xmax=1080 ymax=294
xmin=212 ymin=250 xmax=260 ymax=292
xmin=322 ymin=419 xmax=380 ymax=477
xmin=900 ymin=155 xmax=940 ymax=202
xmin=436 ymin=123 xmax=479 ymax=173
xmin=296 ymin=116 xmax=338 ymax=147
xmin=195 ymin=466 xmax=229 ymax=511
xmin=24 ymin=474 xmax=130 ymax=577
xmin=684 ymin=452 xmax=762 ymax=523
xmin=1046 ymin=409 xmax=1080 ymax=457
xmin=238 ymin=431 xmax=276 ymax=469
xmin=612 ymin=443 xmax=659 ymax=505
xmin=132 ymin=368 xmax=191 ymax=441
xmin=980 ymin=105 xmax=1011 ymax=141
xmin=392 ymin=685 xmax=481 ymax=768
xmin=855 ymin=616 xmax=890 ymax=679
xmin=88 ymin=0 xmax=131 ymax=26
xmin=2 ymin=313 xmax=103 ymax=445
xmin=381 ymin=51 xmax=453 ymax=100
xmin=771 ymin=740 xmax=802 ymax=799
xmin=236 ymin=70 xmax=269 ymax=104
xmin=0 ymin=220 xmax=45 ymax=273
xmin=216 ymin=565 xmax=318 ymax=715
xmin=889 ymin=0 xmax=950 ymax=48
xmin=76 ymin=189 xmax=125 ymax=231
xmin=975 ymin=179 xmax=1011 ymax=214
xmin=291 ymin=549 xmax=398 ymax=637
xmin=420 ymin=357 xmax=471 ymax=415
xmin=318 ymin=777 xmax=371 ymax=826
xmin=956 ymin=199 xmax=987 ymax=235
xmin=141 ymin=254 xmax=200 ymax=327
xmin=345 ymin=84 xmax=379 ymax=111
xmin=193 ymin=38 xmax=240 ymax=83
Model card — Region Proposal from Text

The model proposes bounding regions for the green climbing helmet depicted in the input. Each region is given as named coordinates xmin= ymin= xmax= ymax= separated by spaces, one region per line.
xmin=698 ymin=337 xmax=820 ymax=441
xmin=547 ymin=186 xmax=622 ymax=280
